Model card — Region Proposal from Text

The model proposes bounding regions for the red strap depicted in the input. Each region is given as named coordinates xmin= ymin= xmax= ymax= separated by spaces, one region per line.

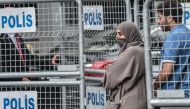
xmin=16 ymin=37 xmax=25 ymax=64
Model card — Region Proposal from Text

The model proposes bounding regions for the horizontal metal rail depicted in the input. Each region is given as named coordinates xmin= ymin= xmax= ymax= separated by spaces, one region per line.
xmin=0 ymin=69 xmax=157 ymax=81
xmin=85 ymin=77 xmax=103 ymax=81
xmin=0 ymin=0 xmax=74 ymax=3
xmin=0 ymin=80 xmax=80 ymax=86
xmin=151 ymin=99 xmax=190 ymax=107
xmin=0 ymin=69 xmax=105 ymax=81
xmin=85 ymin=68 xmax=105 ymax=74
xmin=85 ymin=68 xmax=158 ymax=78
xmin=0 ymin=71 xmax=80 ymax=78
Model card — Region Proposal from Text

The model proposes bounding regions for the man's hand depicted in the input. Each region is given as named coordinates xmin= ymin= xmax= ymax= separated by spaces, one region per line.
xmin=153 ymin=62 xmax=174 ymax=95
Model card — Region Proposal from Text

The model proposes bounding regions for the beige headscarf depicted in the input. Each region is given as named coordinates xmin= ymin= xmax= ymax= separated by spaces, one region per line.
xmin=117 ymin=21 xmax=143 ymax=52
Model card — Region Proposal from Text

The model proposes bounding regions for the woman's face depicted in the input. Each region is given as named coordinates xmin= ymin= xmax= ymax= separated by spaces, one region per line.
xmin=116 ymin=29 xmax=126 ymax=41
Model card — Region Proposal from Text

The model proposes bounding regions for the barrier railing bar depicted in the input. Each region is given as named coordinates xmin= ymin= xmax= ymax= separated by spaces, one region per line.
xmin=75 ymin=0 xmax=85 ymax=109
xmin=134 ymin=0 xmax=140 ymax=26
xmin=151 ymin=99 xmax=190 ymax=107
xmin=143 ymin=0 xmax=154 ymax=109
xmin=85 ymin=69 xmax=105 ymax=74
xmin=125 ymin=0 xmax=132 ymax=21
xmin=0 ymin=0 xmax=75 ymax=3
xmin=85 ymin=77 xmax=103 ymax=81
xmin=0 ymin=81 xmax=80 ymax=86
xmin=0 ymin=72 xmax=80 ymax=78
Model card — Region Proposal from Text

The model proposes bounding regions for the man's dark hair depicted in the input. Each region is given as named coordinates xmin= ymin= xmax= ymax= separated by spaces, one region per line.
xmin=157 ymin=1 xmax=183 ymax=23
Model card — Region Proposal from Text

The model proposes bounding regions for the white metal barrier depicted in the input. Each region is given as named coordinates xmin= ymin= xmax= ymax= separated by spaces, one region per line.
xmin=0 ymin=0 xmax=84 ymax=109
xmin=143 ymin=0 xmax=190 ymax=109
xmin=0 ymin=0 xmax=134 ymax=108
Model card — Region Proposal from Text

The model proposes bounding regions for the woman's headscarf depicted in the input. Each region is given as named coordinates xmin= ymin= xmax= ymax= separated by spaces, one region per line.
xmin=117 ymin=21 xmax=143 ymax=52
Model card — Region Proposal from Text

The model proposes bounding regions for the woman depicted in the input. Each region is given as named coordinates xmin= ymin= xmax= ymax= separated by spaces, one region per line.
xmin=103 ymin=21 xmax=147 ymax=109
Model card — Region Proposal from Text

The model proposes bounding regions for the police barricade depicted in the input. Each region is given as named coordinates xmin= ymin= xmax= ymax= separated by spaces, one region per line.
xmin=133 ymin=0 xmax=162 ymax=78
xmin=0 ymin=0 xmax=84 ymax=109
xmin=143 ymin=0 xmax=190 ymax=109
xmin=82 ymin=0 xmax=131 ymax=108
xmin=83 ymin=0 xmax=131 ymax=78
xmin=133 ymin=0 xmax=146 ymax=29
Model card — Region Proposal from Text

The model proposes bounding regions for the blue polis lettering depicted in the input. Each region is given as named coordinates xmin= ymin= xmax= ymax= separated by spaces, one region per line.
xmin=3 ymin=95 xmax=35 ymax=109
xmin=184 ymin=11 xmax=190 ymax=24
xmin=1 ymin=12 xmax=33 ymax=29
xmin=87 ymin=91 xmax=105 ymax=106
xmin=84 ymin=9 xmax=102 ymax=26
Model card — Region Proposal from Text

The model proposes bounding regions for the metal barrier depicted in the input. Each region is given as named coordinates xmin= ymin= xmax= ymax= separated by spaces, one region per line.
xmin=134 ymin=0 xmax=145 ymax=29
xmin=143 ymin=0 xmax=190 ymax=108
xmin=0 ymin=0 xmax=84 ymax=109
xmin=134 ymin=0 xmax=162 ymax=78
xmin=82 ymin=0 xmax=132 ymax=109
xmin=83 ymin=0 xmax=131 ymax=72
xmin=0 ymin=0 xmax=134 ymax=108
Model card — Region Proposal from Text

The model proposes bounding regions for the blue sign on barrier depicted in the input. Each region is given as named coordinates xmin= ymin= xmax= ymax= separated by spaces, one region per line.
xmin=182 ymin=3 xmax=190 ymax=29
xmin=0 ymin=7 xmax=36 ymax=33
xmin=83 ymin=6 xmax=104 ymax=30
xmin=0 ymin=91 xmax=37 ymax=109
xmin=184 ymin=10 xmax=190 ymax=24
xmin=86 ymin=86 xmax=106 ymax=109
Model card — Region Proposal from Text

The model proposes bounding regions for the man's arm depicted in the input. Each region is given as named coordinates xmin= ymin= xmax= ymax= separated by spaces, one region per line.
xmin=154 ymin=62 xmax=174 ymax=90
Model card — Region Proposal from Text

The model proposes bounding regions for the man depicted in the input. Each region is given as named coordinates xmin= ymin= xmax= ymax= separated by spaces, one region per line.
xmin=154 ymin=1 xmax=190 ymax=98
xmin=0 ymin=33 xmax=61 ymax=108
xmin=0 ymin=33 xmax=58 ymax=81
xmin=0 ymin=6 xmax=61 ymax=108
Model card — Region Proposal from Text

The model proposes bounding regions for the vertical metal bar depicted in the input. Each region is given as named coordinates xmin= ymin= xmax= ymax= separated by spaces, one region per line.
xmin=75 ymin=0 xmax=85 ymax=109
xmin=60 ymin=2 xmax=67 ymax=65
xmin=134 ymin=0 xmax=140 ymax=26
xmin=143 ymin=0 xmax=154 ymax=109
xmin=59 ymin=4 xmax=66 ymax=108
xmin=125 ymin=0 xmax=132 ymax=21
